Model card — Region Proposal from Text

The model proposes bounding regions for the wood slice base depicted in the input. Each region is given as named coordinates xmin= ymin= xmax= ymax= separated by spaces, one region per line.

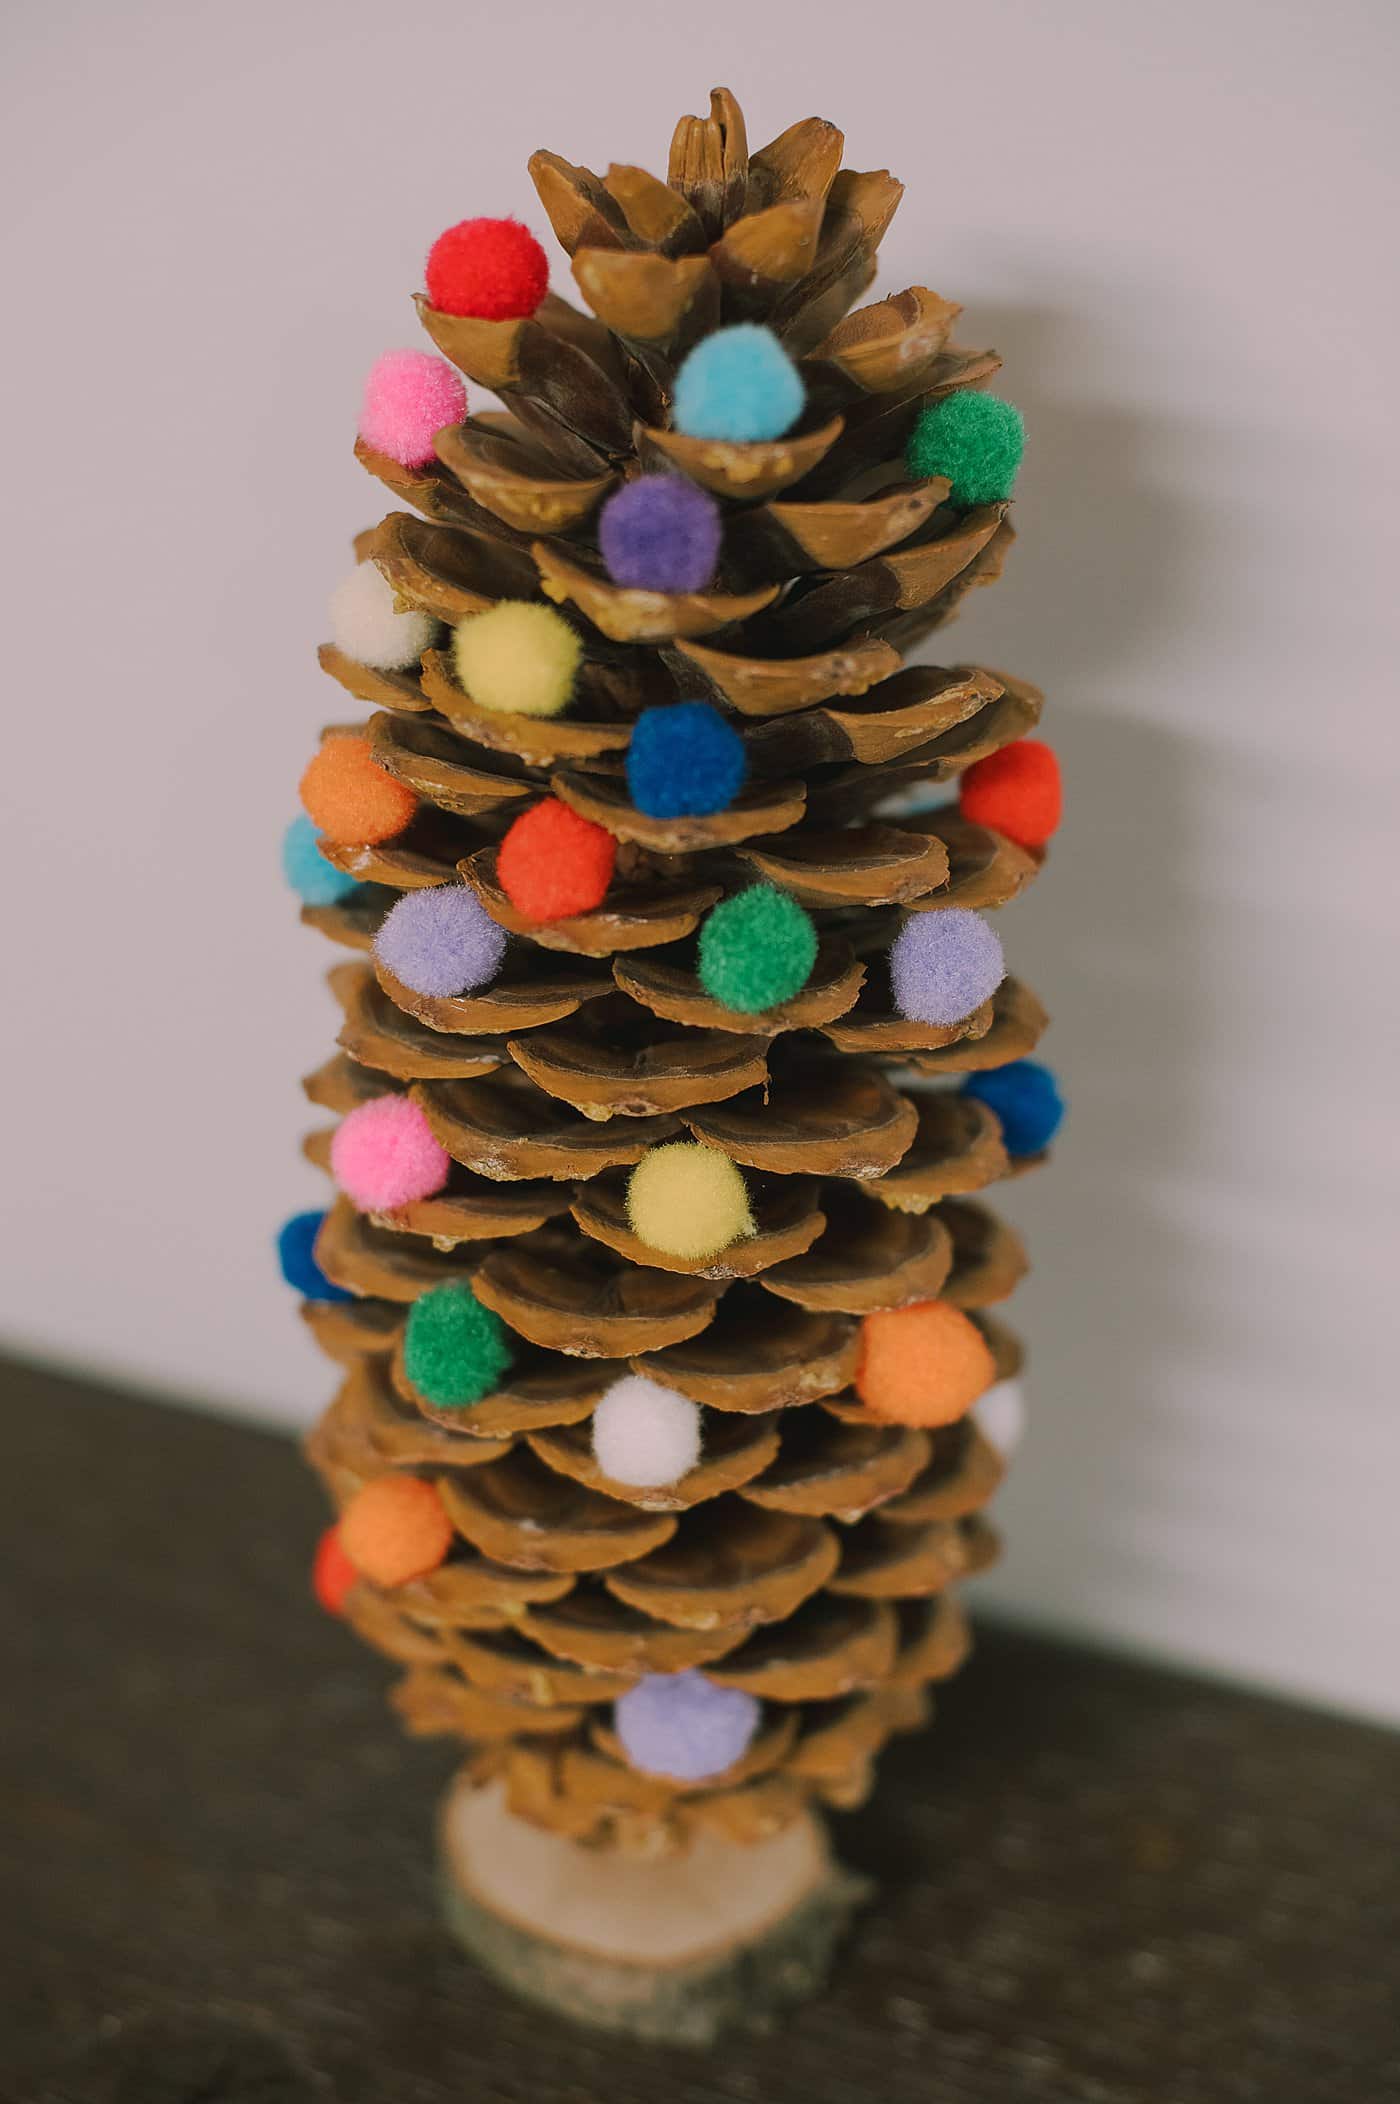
xmin=438 ymin=1774 xmax=871 ymax=2045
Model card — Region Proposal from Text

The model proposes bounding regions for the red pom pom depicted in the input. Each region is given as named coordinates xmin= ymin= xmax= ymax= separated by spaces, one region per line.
xmin=497 ymin=798 xmax=616 ymax=921
xmin=425 ymin=218 xmax=548 ymax=320
xmin=958 ymin=739 xmax=1062 ymax=851
xmin=312 ymin=1524 xmax=358 ymax=1616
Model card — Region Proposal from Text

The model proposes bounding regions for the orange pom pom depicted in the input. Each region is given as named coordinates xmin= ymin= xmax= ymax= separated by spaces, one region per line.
xmin=958 ymin=739 xmax=1062 ymax=850
xmin=339 ymin=1475 xmax=452 ymax=1587
xmin=299 ymin=734 xmax=418 ymax=845
xmin=856 ymin=1302 xmax=996 ymax=1427
xmin=497 ymin=797 xmax=616 ymax=921
xmin=311 ymin=1523 xmax=358 ymax=1615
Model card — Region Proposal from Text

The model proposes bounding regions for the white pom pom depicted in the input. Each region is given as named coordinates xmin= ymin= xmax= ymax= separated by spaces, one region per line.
xmin=591 ymin=1376 xmax=702 ymax=1488
xmin=329 ymin=561 xmax=437 ymax=671
xmin=974 ymin=1377 xmax=1026 ymax=1460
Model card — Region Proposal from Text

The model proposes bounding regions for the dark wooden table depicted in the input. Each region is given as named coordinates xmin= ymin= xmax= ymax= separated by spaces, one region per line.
xmin=6 ymin=1357 xmax=1398 ymax=2104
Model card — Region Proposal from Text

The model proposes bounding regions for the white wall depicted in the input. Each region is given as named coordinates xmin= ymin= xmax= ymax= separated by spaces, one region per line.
xmin=2 ymin=0 xmax=1396 ymax=1721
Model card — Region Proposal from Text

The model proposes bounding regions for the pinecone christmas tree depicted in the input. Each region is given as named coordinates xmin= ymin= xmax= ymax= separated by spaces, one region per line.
xmin=283 ymin=87 xmax=1064 ymax=2039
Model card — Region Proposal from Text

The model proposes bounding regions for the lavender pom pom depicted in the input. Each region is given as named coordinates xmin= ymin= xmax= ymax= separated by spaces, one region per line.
xmin=598 ymin=475 xmax=722 ymax=593
xmin=374 ymin=885 xmax=506 ymax=997
xmin=889 ymin=909 xmax=1005 ymax=1025
xmin=614 ymin=1670 xmax=760 ymax=1782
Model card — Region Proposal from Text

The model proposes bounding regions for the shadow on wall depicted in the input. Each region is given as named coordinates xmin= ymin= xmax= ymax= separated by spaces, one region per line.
xmin=944 ymin=293 xmax=1225 ymax=1632
xmin=956 ymin=293 xmax=1200 ymax=683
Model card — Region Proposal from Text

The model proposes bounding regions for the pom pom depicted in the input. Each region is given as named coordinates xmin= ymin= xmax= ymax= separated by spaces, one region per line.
xmin=425 ymin=217 xmax=548 ymax=320
xmin=497 ymin=798 xmax=615 ymax=922
xmin=299 ymin=734 xmax=418 ymax=846
xmin=592 ymin=1375 xmax=703 ymax=1488
xmin=626 ymin=1142 xmax=753 ymax=1260
xmin=598 ymin=475 xmax=722 ymax=592
xmin=614 ymin=1670 xmax=760 ymax=1782
xmin=328 ymin=560 xmax=437 ymax=671
xmin=339 ymin=1475 xmax=453 ymax=1588
xmin=452 ymin=600 xmax=581 ymax=718
xmin=626 ymin=702 xmax=746 ymax=819
xmin=856 ymin=1301 xmax=996 ymax=1427
xmin=889 ymin=909 xmax=1004 ymax=1025
xmin=358 ymin=348 xmax=467 ymax=468
xmin=281 ymin=812 xmax=362 ymax=906
xmin=961 ymin=1059 xmax=1065 ymax=1157
xmin=697 ymin=885 xmax=817 ymax=1013
xmin=672 ymin=325 xmax=804 ymax=443
xmin=276 ymin=1210 xmax=352 ymax=1304
xmin=975 ymin=1377 xmax=1026 ymax=1461
xmin=958 ymin=739 xmax=1062 ymax=850
xmin=905 ymin=391 xmax=1024 ymax=507
xmin=404 ymin=1282 xmax=513 ymax=1409
xmin=330 ymin=1094 xmax=449 ymax=1211
xmin=374 ymin=884 xmax=506 ymax=997
xmin=312 ymin=1524 xmax=358 ymax=1616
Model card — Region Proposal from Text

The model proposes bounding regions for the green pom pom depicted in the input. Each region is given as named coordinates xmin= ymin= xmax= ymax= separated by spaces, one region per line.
xmin=905 ymin=392 xmax=1024 ymax=507
xmin=404 ymin=1282 xmax=513 ymax=1408
xmin=697 ymin=885 xmax=817 ymax=1013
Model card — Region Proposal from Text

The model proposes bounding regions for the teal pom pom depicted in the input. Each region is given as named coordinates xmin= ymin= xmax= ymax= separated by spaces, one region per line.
xmin=697 ymin=885 xmax=818 ymax=1013
xmin=404 ymin=1281 xmax=513 ymax=1408
xmin=905 ymin=392 xmax=1024 ymax=506
xmin=282 ymin=813 xmax=361 ymax=907
xmin=672 ymin=325 xmax=804 ymax=443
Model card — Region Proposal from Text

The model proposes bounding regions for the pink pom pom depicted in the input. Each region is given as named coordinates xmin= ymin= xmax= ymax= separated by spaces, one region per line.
xmin=330 ymin=1095 xmax=450 ymax=1211
xmin=358 ymin=350 xmax=467 ymax=469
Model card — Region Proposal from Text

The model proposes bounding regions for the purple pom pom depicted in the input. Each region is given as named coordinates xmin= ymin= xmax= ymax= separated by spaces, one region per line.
xmin=614 ymin=1669 xmax=760 ymax=1782
xmin=889 ymin=909 xmax=1005 ymax=1025
xmin=598 ymin=475 xmax=722 ymax=593
xmin=374 ymin=884 xmax=507 ymax=997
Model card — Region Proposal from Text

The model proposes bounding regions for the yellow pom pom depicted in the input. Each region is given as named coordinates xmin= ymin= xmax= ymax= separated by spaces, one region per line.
xmin=452 ymin=600 xmax=582 ymax=718
xmin=626 ymin=1142 xmax=754 ymax=1260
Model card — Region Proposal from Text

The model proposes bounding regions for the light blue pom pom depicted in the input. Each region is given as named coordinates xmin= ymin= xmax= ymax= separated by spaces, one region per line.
xmin=672 ymin=325 xmax=805 ymax=443
xmin=282 ymin=813 xmax=361 ymax=907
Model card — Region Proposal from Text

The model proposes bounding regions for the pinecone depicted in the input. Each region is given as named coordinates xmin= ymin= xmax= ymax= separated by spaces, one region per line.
xmin=290 ymin=87 xmax=1061 ymax=1859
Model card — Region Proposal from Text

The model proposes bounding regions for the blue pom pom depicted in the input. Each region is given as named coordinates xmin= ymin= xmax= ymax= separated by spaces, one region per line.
xmin=282 ymin=814 xmax=362 ymax=907
xmin=961 ymin=1060 xmax=1065 ymax=1157
xmin=277 ymin=1211 xmax=353 ymax=1302
xmin=672 ymin=325 xmax=805 ymax=443
xmin=626 ymin=702 xmax=747 ymax=818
